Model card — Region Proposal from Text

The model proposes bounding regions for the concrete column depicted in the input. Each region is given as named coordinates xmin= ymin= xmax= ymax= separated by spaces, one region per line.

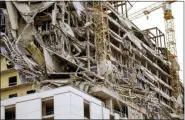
xmin=106 ymin=99 xmax=114 ymax=112
xmin=166 ymin=78 xmax=169 ymax=85
xmin=127 ymin=106 xmax=133 ymax=119
xmin=156 ymin=70 xmax=159 ymax=77
xmin=145 ymin=62 xmax=148 ymax=69
xmin=103 ymin=107 xmax=110 ymax=119
xmin=1 ymin=106 xmax=5 ymax=119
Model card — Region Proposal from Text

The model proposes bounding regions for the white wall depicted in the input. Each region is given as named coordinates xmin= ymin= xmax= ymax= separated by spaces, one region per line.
xmin=55 ymin=113 xmax=83 ymax=119
xmin=103 ymin=107 xmax=110 ymax=119
xmin=114 ymin=113 xmax=120 ymax=119
xmin=1 ymin=86 xmax=116 ymax=119
xmin=70 ymin=93 xmax=84 ymax=117
xmin=16 ymin=99 xmax=42 ymax=119
xmin=1 ymin=106 xmax=5 ymax=119
xmin=90 ymin=102 xmax=103 ymax=119
xmin=54 ymin=92 xmax=84 ymax=119
xmin=54 ymin=92 xmax=71 ymax=117
xmin=2 ymin=86 xmax=102 ymax=106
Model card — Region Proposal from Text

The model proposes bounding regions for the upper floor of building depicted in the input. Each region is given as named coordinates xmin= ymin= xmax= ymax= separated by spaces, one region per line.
xmin=1 ymin=56 xmax=35 ymax=100
xmin=0 ymin=86 xmax=147 ymax=119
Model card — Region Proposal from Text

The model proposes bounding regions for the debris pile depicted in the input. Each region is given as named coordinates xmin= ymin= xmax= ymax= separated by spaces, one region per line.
xmin=0 ymin=1 xmax=183 ymax=119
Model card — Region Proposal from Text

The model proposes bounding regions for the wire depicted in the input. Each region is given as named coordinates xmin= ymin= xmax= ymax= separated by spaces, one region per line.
xmin=123 ymin=0 xmax=138 ymax=17
xmin=128 ymin=1 xmax=138 ymax=12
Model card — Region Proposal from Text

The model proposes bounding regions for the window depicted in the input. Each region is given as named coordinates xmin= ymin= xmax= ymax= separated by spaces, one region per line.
xmin=9 ymin=93 xmax=17 ymax=98
xmin=143 ymin=114 xmax=147 ymax=120
xmin=6 ymin=60 xmax=14 ymax=69
xmin=27 ymin=90 xmax=35 ymax=94
xmin=84 ymin=101 xmax=90 ymax=119
xmin=156 ymin=93 xmax=159 ymax=99
xmin=110 ymin=114 xmax=114 ymax=120
xmin=42 ymin=98 xmax=54 ymax=116
xmin=169 ymin=90 xmax=172 ymax=96
xmin=122 ymin=105 xmax=128 ymax=118
xmin=0 ymin=12 xmax=5 ymax=25
xmin=9 ymin=76 xmax=17 ymax=86
xmin=154 ymin=82 xmax=158 ymax=87
xmin=5 ymin=106 xmax=15 ymax=120
xmin=138 ymin=80 xmax=144 ymax=89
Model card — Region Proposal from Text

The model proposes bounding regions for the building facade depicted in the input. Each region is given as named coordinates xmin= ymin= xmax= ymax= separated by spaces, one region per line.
xmin=1 ymin=86 xmax=125 ymax=119
xmin=0 ymin=1 xmax=183 ymax=119
xmin=1 ymin=56 xmax=35 ymax=100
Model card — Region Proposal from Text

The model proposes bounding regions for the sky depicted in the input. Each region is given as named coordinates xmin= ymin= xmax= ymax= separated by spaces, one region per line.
xmin=127 ymin=1 xmax=183 ymax=82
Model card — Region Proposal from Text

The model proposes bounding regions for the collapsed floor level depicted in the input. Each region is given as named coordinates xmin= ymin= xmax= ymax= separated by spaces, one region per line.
xmin=0 ymin=1 xmax=183 ymax=119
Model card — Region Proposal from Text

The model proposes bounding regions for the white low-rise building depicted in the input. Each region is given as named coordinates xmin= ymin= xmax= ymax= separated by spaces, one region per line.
xmin=1 ymin=86 xmax=123 ymax=119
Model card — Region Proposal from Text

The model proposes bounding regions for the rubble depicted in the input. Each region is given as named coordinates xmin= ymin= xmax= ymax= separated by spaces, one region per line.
xmin=0 ymin=1 xmax=183 ymax=119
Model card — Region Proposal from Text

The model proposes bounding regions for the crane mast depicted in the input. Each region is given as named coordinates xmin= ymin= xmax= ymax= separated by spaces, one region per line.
xmin=92 ymin=1 xmax=111 ymax=77
xmin=129 ymin=1 xmax=177 ymax=59
xmin=163 ymin=2 xmax=181 ymax=115
xmin=163 ymin=2 xmax=177 ymax=58
xmin=93 ymin=2 xmax=109 ymax=63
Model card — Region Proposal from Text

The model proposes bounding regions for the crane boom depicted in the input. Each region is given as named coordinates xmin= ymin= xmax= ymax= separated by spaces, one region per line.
xmin=128 ymin=1 xmax=177 ymax=58
xmin=129 ymin=2 xmax=166 ymax=21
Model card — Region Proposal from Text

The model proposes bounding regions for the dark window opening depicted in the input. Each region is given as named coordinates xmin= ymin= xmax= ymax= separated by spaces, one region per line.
xmin=0 ymin=12 xmax=5 ymax=33
xmin=43 ymin=117 xmax=54 ymax=120
xmin=0 ymin=12 xmax=5 ymax=25
xmin=143 ymin=114 xmax=147 ymax=120
xmin=9 ymin=76 xmax=17 ymax=86
xmin=6 ymin=60 xmax=14 ymax=69
xmin=138 ymin=79 xmax=144 ymax=89
xmin=9 ymin=93 xmax=17 ymax=98
xmin=5 ymin=106 xmax=15 ymax=120
xmin=154 ymin=82 xmax=158 ymax=87
xmin=169 ymin=90 xmax=172 ymax=96
xmin=46 ymin=107 xmax=54 ymax=115
xmin=84 ymin=101 xmax=90 ymax=119
xmin=27 ymin=90 xmax=35 ymax=94
xmin=114 ymin=104 xmax=128 ymax=118
xmin=156 ymin=93 xmax=159 ymax=99
xmin=33 ymin=39 xmax=43 ymax=53
xmin=170 ymin=101 xmax=174 ymax=109
xmin=149 ymin=87 xmax=152 ymax=91
xmin=42 ymin=98 xmax=54 ymax=116
xmin=110 ymin=114 xmax=114 ymax=120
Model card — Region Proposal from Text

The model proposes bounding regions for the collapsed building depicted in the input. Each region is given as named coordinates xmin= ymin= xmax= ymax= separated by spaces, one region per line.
xmin=0 ymin=1 xmax=184 ymax=119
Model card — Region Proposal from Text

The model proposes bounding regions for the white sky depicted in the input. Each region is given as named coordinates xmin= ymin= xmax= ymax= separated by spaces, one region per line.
xmin=127 ymin=1 xmax=183 ymax=82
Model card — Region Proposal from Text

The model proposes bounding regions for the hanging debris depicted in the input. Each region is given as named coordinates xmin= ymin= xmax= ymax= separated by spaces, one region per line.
xmin=0 ymin=1 xmax=183 ymax=119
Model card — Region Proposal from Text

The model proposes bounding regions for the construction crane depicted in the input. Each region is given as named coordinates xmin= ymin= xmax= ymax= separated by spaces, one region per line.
xmin=92 ymin=1 xmax=111 ymax=78
xmin=128 ymin=0 xmax=182 ymax=115
xmin=93 ymin=2 xmax=109 ymax=63
xmin=129 ymin=0 xmax=177 ymax=58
